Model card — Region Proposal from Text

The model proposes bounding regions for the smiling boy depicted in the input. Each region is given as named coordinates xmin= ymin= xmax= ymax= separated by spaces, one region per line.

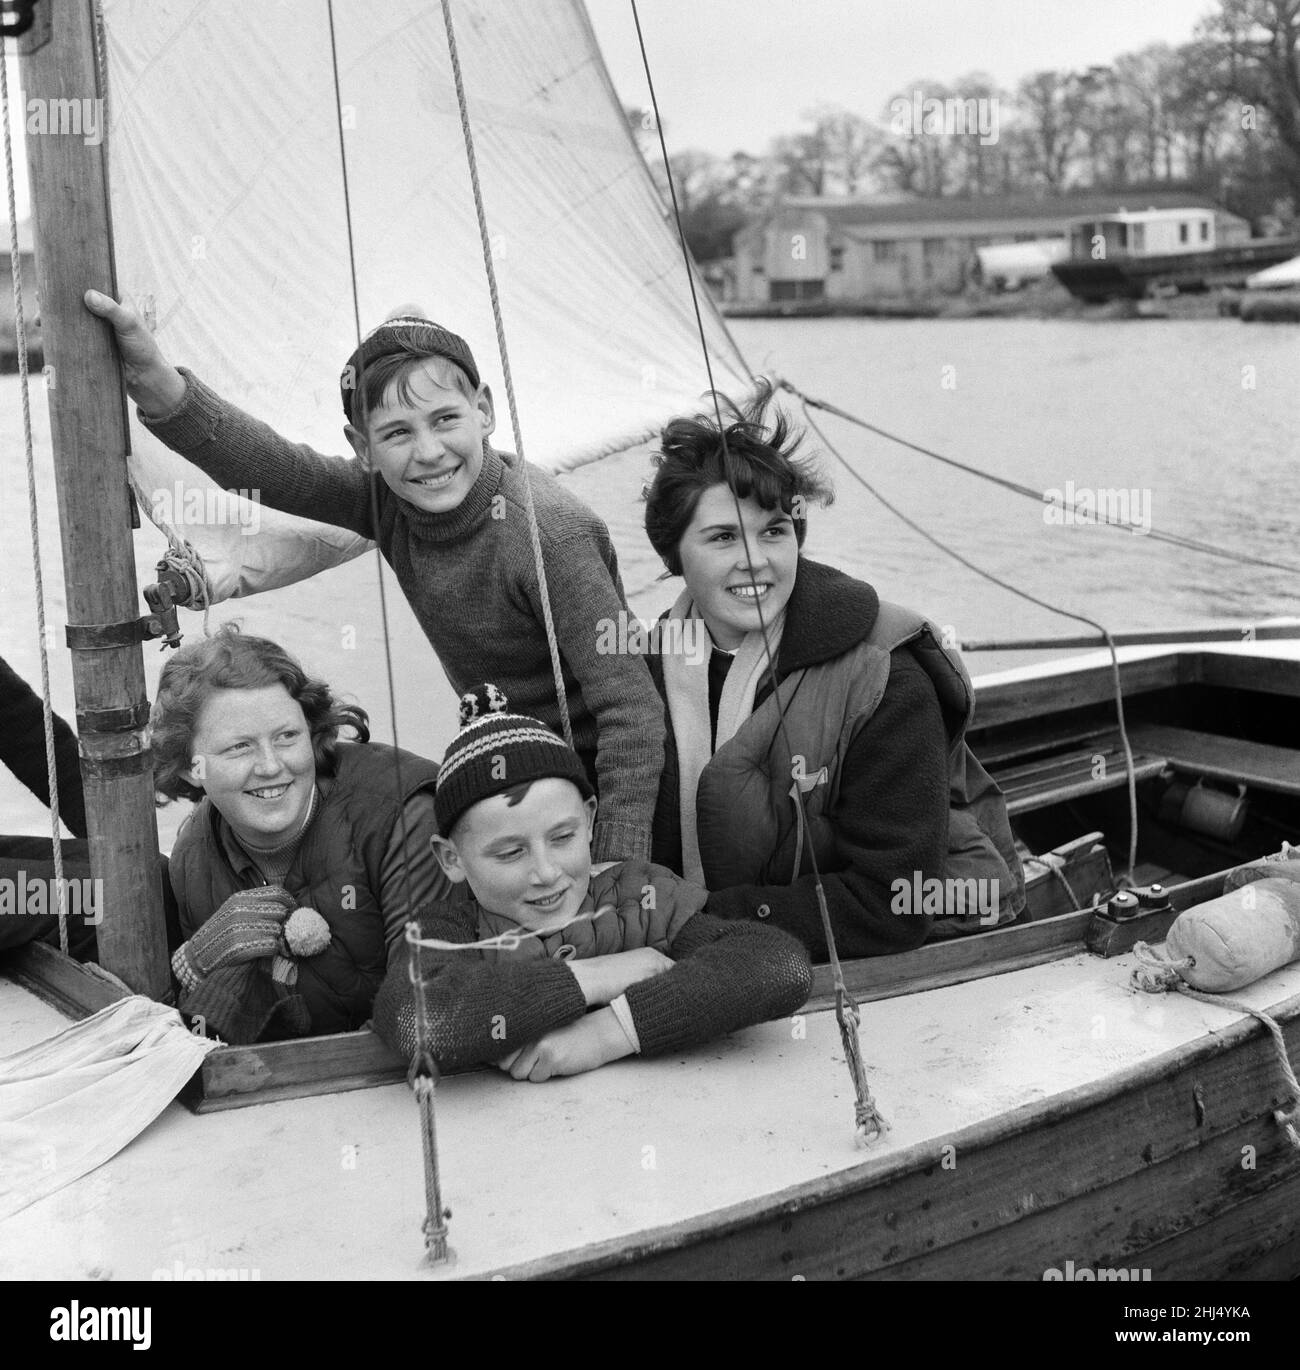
xmin=371 ymin=685 xmax=811 ymax=1082
xmin=83 ymin=295 xmax=666 ymax=863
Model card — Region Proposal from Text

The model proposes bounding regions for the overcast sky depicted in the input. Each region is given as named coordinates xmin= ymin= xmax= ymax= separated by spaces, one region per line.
xmin=586 ymin=0 xmax=1214 ymax=157
xmin=0 ymin=1 xmax=1215 ymax=221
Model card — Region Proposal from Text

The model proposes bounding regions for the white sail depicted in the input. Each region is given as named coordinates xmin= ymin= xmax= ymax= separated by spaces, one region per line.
xmin=103 ymin=0 xmax=750 ymax=600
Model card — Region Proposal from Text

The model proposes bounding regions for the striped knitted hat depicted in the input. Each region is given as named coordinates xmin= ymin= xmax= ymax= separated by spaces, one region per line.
xmin=434 ymin=684 xmax=593 ymax=837
xmin=339 ymin=313 xmax=481 ymax=424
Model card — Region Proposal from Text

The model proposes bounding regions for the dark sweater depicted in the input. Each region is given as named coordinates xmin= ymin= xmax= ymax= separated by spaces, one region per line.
xmin=372 ymin=861 xmax=812 ymax=1068
xmin=0 ymin=654 xmax=86 ymax=837
xmin=650 ymin=560 xmax=951 ymax=961
xmin=141 ymin=372 xmax=665 ymax=863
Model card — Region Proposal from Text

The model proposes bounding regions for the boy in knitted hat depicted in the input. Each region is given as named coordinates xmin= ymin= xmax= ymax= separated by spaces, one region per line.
xmin=371 ymin=686 xmax=811 ymax=1081
xmin=82 ymin=293 xmax=666 ymax=863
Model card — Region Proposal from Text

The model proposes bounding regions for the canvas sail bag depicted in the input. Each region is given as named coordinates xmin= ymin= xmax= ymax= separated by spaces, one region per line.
xmin=0 ymin=995 xmax=214 ymax=1220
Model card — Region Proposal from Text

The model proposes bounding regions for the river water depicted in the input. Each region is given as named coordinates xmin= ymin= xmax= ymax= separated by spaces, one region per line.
xmin=2 ymin=317 xmax=1297 ymax=847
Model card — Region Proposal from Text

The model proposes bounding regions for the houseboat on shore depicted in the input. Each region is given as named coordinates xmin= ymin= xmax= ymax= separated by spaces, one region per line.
xmin=1052 ymin=206 xmax=1300 ymax=303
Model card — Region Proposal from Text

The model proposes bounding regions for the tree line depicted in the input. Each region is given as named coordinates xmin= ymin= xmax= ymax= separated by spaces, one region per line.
xmin=629 ymin=0 xmax=1300 ymax=262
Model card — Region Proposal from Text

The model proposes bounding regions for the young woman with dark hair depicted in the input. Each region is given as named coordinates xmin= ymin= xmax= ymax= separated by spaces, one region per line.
xmin=151 ymin=625 xmax=448 ymax=1042
xmin=643 ymin=382 xmax=1024 ymax=961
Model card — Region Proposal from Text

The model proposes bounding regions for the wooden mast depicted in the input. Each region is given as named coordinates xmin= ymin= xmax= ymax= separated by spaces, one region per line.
xmin=18 ymin=1 xmax=169 ymax=995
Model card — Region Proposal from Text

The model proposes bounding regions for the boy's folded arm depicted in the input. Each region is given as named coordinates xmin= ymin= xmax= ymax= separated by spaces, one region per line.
xmin=371 ymin=904 xmax=588 ymax=1067
xmin=141 ymin=368 xmax=375 ymax=538
xmin=621 ymin=912 xmax=812 ymax=1057
xmin=540 ymin=531 xmax=666 ymax=864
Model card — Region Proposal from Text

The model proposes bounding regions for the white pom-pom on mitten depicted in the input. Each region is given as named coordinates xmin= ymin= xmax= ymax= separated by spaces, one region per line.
xmin=284 ymin=907 xmax=331 ymax=958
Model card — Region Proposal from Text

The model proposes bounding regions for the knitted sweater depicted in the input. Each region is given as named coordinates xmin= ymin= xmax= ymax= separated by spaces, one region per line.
xmin=141 ymin=372 xmax=665 ymax=863
xmin=371 ymin=859 xmax=812 ymax=1068
xmin=0 ymin=653 xmax=86 ymax=836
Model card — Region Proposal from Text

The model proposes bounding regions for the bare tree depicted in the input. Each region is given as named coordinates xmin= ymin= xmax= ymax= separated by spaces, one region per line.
xmin=875 ymin=79 xmax=963 ymax=196
xmin=1198 ymin=0 xmax=1300 ymax=199
xmin=1016 ymin=70 xmax=1090 ymax=190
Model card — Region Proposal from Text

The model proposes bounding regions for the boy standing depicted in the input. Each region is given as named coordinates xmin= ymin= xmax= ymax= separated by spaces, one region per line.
xmin=372 ymin=686 xmax=811 ymax=1080
xmin=83 ymin=294 xmax=664 ymax=862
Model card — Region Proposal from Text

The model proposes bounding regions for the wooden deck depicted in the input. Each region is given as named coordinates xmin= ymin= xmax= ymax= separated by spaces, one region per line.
xmin=4 ymin=946 xmax=1298 ymax=1280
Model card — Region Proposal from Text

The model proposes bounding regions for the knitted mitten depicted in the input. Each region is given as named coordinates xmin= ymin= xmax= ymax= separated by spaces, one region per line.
xmin=171 ymin=885 xmax=296 ymax=993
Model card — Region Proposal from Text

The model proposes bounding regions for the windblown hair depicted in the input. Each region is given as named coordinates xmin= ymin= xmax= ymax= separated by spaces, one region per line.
xmin=644 ymin=380 xmax=834 ymax=576
xmin=353 ymin=349 xmax=478 ymax=432
xmin=149 ymin=624 xmax=370 ymax=804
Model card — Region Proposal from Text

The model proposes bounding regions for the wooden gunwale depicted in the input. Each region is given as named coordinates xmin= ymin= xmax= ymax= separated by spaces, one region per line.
xmin=477 ymin=987 xmax=1300 ymax=1279
xmin=2 ymin=868 xmax=1235 ymax=1108
xmin=967 ymin=653 xmax=1193 ymax=732
xmin=1 ymin=939 xmax=131 ymax=1019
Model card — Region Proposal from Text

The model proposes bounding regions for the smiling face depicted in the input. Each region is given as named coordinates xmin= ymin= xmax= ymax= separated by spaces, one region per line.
xmin=434 ymin=778 xmax=597 ymax=933
xmin=186 ymin=684 xmax=318 ymax=849
xmin=346 ymin=356 xmax=495 ymax=514
xmin=676 ymin=484 xmax=800 ymax=649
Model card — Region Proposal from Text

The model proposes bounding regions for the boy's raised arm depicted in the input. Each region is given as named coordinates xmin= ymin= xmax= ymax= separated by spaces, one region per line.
xmin=84 ymin=289 xmax=374 ymax=538
xmin=84 ymin=289 xmax=188 ymax=416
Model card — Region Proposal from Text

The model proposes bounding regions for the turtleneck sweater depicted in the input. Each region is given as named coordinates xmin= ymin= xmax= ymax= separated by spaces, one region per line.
xmin=141 ymin=371 xmax=664 ymax=862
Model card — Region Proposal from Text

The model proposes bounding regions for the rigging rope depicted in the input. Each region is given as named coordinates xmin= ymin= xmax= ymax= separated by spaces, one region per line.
xmin=1130 ymin=941 xmax=1300 ymax=1152
xmin=791 ymin=391 xmax=1142 ymax=882
xmin=438 ymin=0 xmax=573 ymax=751
xmin=324 ymin=0 xmax=416 ymax=928
xmin=630 ymin=0 xmax=886 ymax=1145
xmin=782 ymin=381 xmax=1300 ymax=579
xmin=1 ymin=45 xmax=69 ymax=952
xmin=409 ymin=900 xmax=621 ymax=955
xmin=324 ymin=0 xmax=435 ymax=1257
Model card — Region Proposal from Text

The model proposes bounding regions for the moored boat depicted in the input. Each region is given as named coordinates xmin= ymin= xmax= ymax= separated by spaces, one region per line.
xmin=5 ymin=636 xmax=1300 ymax=1279
xmin=1051 ymin=207 xmax=1300 ymax=303
xmin=2 ymin=0 xmax=1298 ymax=1284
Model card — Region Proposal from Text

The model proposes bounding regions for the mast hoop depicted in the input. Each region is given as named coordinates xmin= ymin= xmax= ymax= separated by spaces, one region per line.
xmin=76 ymin=700 xmax=151 ymax=733
xmin=80 ymin=749 xmax=153 ymax=781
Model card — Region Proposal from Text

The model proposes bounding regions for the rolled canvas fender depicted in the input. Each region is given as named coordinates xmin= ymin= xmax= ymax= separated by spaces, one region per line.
xmin=1165 ymin=874 xmax=1300 ymax=993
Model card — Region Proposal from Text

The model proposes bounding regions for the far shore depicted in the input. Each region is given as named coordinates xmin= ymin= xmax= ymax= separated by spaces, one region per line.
xmin=720 ymin=279 xmax=1294 ymax=322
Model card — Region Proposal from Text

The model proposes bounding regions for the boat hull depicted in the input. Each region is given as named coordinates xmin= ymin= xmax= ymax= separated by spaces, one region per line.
xmin=4 ymin=947 xmax=1298 ymax=1281
xmin=1052 ymin=238 xmax=1300 ymax=302
xmin=503 ymin=991 xmax=1300 ymax=1280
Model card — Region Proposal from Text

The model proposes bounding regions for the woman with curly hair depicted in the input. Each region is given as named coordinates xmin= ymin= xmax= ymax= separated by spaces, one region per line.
xmin=643 ymin=382 xmax=1024 ymax=962
xmin=152 ymin=625 xmax=446 ymax=1042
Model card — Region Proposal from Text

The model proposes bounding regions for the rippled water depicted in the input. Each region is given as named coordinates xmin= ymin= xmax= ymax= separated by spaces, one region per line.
xmin=2 ymin=317 xmax=1297 ymax=844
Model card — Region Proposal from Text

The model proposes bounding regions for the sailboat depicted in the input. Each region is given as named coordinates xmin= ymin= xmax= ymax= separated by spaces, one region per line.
xmin=3 ymin=0 xmax=1300 ymax=1281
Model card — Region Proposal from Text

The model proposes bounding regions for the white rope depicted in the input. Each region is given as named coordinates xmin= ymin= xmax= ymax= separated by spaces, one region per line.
xmin=792 ymin=388 xmax=1142 ymax=881
xmin=156 ymin=536 xmax=214 ymax=635
xmin=437 ymin=0 xmax=573 ymax=748
xmin=406 ymin=901 xmax=619 ymax=955
xmin=1131 ymin=941 xmax=1300 ymax=1151
xmin=1 ymin=45 xmax=70 ymax=952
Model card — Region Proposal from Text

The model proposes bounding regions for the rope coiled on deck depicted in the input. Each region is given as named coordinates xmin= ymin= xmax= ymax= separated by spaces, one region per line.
xmin=1131 ymin=941 xmax=1300 ymax=1152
